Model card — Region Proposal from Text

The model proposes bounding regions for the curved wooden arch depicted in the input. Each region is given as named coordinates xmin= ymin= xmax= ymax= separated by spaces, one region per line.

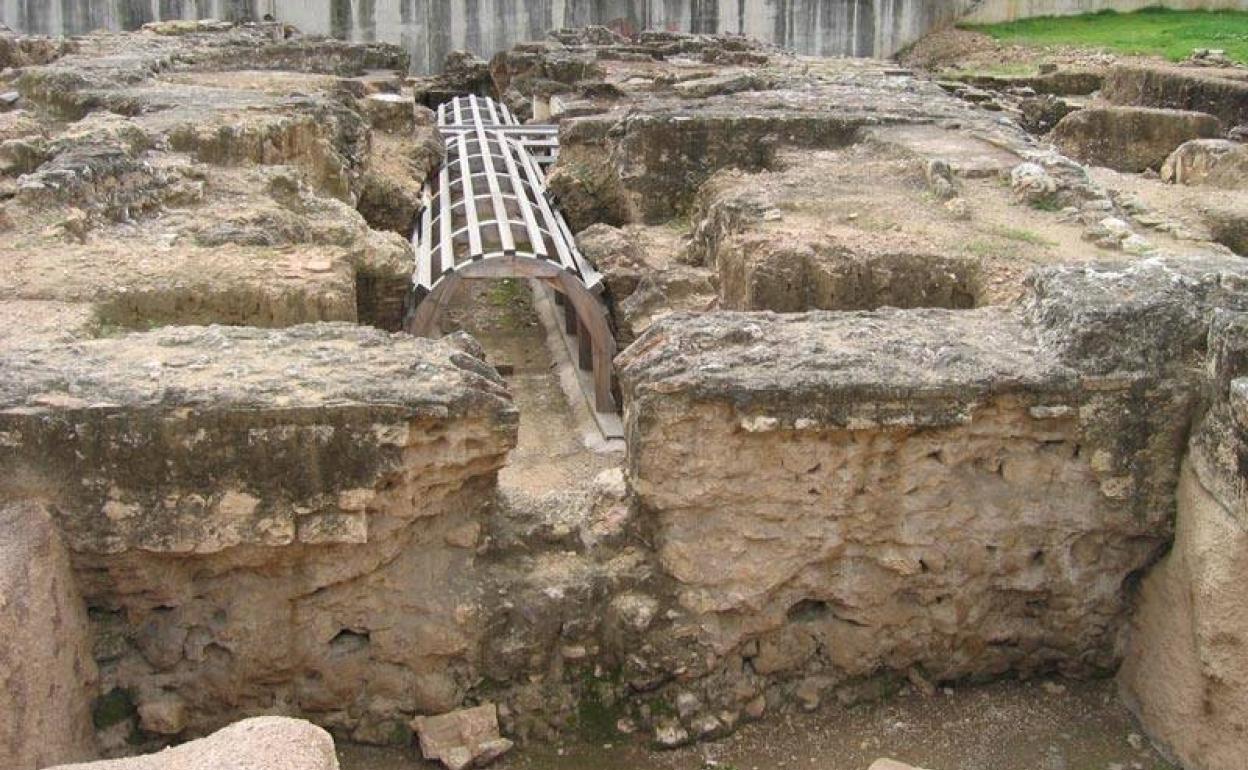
xmin=411 ymin=95 xmax=614 ymax=413
xmin=407 ymin=257 xmax=617 ymax=414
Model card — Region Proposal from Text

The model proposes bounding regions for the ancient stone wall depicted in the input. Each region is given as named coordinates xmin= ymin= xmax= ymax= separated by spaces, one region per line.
xmin=1118 ymin=310 xmax=1248 ymax=770
xmin=0 ymin=501 xmax=99 ymax=770
xmin=0 ymin=325 xmax=518 ymax=748
xmin=617 ymin=256 xmax=1248 ymax=709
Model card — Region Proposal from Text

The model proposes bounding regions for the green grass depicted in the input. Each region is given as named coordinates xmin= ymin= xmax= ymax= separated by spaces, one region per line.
xmin=963 ymin=7 xmax=1248 ymax=65
xmin=987 ymin=225 xmax=1056 ymax=246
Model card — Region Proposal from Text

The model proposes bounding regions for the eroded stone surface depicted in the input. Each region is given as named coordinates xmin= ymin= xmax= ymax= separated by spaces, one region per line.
xmin=1119 ymin=312 xmax=1248 ymax=770
xmin=1103 ymin=64 xmax=1248 ymax=128
xmin=1162 ymin=138 xmax=1248 ymax=189
xmin=1051 ymin=106 xmax=1223 ymax=173
xmin=0 ymin=24 xmax=438 ymax=335
xmin=0 ymin=501 xmax=98 ymax=770
xmin=0 ymin=325 xmax=518 ymax=743
xmin=617 ymin=256 xmax=1247 ymax=705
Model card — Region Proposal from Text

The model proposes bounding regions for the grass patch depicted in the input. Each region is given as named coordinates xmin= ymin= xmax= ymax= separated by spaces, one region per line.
xmin=963 ymin=7 xmax=1248 ymax=64
xmin=988 ymin=225 xmax=1056 ymax=246
xmin=485 ymin=277 xmax=531 ymax=329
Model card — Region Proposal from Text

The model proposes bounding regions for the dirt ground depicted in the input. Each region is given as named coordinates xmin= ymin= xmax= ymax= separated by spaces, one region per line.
xmin=339 ymin=677 xmax=1174 ymax=770
xmin=442 ymin=278 xmax=622 ymax=497
xmin=898 ymin=28 xmax=1157 ymax=78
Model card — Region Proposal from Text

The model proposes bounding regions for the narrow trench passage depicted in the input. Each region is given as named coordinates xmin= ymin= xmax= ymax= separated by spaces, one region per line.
xmin=441 ymin=279 xmax=623 ymax=502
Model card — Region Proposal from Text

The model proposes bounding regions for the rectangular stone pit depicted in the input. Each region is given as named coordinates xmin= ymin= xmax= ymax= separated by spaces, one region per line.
xmin=0 ymin=323 xmax=518 ymax=744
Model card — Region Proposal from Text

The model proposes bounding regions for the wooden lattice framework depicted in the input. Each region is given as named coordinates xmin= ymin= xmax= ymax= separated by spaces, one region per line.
xmin=436 ymin=95 xmax=560 ymax=168
xmin=408 ymin=95 xmax=616 ymax=413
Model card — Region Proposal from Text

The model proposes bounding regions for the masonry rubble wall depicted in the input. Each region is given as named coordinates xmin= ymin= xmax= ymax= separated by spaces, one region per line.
xmin=1118 ymin=310 xmax=1248 ymax=770
xmin=616 ymin=256 xmax=1248 ymax=707
xmin=0 ymin=324 xmax=518 ymax=748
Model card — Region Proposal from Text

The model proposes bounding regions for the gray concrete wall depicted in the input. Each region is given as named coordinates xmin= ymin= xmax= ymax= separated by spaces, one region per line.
xmin=0 ymin=0 xmax=970 ymax=72
xmin=3 ymin=0 xmax=1247 ymax=74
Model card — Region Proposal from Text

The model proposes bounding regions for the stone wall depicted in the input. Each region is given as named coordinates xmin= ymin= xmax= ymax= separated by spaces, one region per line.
xmin=0 ymin=501 xmax=99 ymax=770
xmin=1118 ymin=310 xmax=1248 ymax=770
xmin=0 ymin=325 xmax=518 ymax=748
xmin=617 ymin=256 xmax=1248 ymax=702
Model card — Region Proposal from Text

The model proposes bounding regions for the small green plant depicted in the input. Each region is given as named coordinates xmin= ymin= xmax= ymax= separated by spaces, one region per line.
xmin=1029 ymin=196 xmax=1064 ymax=213
xmin=988 ymin=225 xmax=1055 ymax=246
xmin=966 ymin=239 xmax=998 ymax=258
xmin=485 ymin=278 xmax=530 ymax=329
xmin=92 ymin=688 xmax=136 ymax=730
xmin=573 ymin=667 xmax=625 ymax=743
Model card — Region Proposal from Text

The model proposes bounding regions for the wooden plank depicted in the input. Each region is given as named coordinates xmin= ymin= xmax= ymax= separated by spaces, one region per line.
xmin=563 ymin=295 xmax=577 ymax=334
xmin=577 ymin=316 xmax=593 ymax=371
xmin=475 ymin=123 xmax=516 ymax=255
xmin=456 ymin=132 xmax=483 ymax=260
xmin=415 ymin=186 xmax=433 ymax=289
xmin=497 ymin=136 xmax=547 ymax=259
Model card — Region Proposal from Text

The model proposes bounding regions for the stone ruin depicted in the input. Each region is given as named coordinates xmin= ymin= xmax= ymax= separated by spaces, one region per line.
xmin=0 ymin=17 xmax=1245 ymax=770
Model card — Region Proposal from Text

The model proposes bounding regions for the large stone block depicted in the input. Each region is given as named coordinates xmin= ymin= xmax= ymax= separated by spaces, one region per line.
xmin=1103 ymin=64 xmax=1248 ymax=128
xmin=0 ymin=500 xmax=98 ymax=769
xmin=1051 ymin=106 xmax=1223 ymax=173
xmin=1119 ymin=317 xmax=1248 ymax=770
xmin=1162 ymin=139 xmax=1248 ymax=190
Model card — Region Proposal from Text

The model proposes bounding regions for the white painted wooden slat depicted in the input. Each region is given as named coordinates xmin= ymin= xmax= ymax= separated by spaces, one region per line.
xmin=498 ymin=136 xmax=548 ymax=259
xmin=436 ymin=162 xmax=452 ymax=277
xmin=416 ymin=186 xmax=433 ymax=289
xmin=456 ymin=133 xmax=483 ymax=260
xmin=476 ymin=124 xmax=515 ymax=254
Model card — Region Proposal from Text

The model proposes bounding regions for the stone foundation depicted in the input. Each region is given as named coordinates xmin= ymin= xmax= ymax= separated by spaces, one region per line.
xmin=0 ymin=501 xmax=99 ymax=770
xmin=617 ymin=256 xmax=1247 ymax=707
xmin=1118 ymin=311 xmax=1248 ymax=770
xmin=0 ymin=324 xmax=517 ymax=748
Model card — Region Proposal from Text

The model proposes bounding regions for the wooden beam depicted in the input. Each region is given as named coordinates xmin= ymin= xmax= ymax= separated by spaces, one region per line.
xmin=563 ymin=296 xmax=577 ymax=334
xmin=577 ymin=316 xmax=593 ymax=371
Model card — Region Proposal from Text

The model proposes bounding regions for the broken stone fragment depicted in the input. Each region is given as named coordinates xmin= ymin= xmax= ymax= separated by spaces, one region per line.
xmin=361 ymin=93 xmax=417 ymax=133
xmin=652 ymin=719 xmax=690 ymax=749
xmin=1010 ymin=162 xmax=1058 ymax=205
xmin=868 ymin=760 xmax=931 ymax=770
xmin=411 ymin=704 xmax=513 ymax=770
xmin=45 ymin=716 xmax=339 ymax=770
xmin=137 ymin=694 xmax=188 ymax=735
xmin=1161 ymin=138 xmax=1248 ymax=189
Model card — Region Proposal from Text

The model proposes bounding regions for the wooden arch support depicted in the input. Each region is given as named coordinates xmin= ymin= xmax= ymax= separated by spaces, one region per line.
xmin=406 ymin=257 xmax=617 ymax=413
xmin=407 ymin=95 xmax=617 ymax=414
